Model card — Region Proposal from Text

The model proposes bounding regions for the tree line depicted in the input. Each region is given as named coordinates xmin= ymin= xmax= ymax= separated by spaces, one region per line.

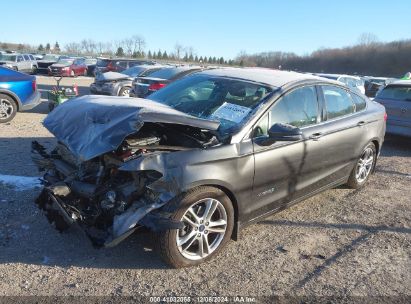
xmin=235 ymin=34 xmax=411 ymax=77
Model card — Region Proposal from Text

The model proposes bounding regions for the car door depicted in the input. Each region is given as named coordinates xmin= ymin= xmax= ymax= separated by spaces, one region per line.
xmin=16 ymin=55 xmax=25 ymax=71
xmin=308 ymin=85 xmax=368 ymax=185
xmin=250 ymin=85 xmax=322 ymax=218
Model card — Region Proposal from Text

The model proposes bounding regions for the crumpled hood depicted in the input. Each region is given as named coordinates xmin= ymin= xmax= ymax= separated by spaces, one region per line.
xmin=43 ymin=95 xmax=220 ymax=161
xmin=95 ymin=71 xmax=131 ymax=82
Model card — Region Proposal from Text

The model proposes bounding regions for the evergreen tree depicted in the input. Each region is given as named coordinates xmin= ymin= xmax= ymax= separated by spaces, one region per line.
xmin=54 ymin=41 xmax=60 ymax=53
xmin=116 ymin=47 xmax=125 ymax=57
xmin=219 ymin=57 xmax=224 ymax=64
xmin=147 ymin=50 xmax=152 ymax=58
xmin=157 ymin=50 xmax=162 ymax=58
xmin=189 ymin=54 xmax=194 ymax=62
xmin=183 ymin=53 xmax=189 ymax=62
xmin=162 ymin=51 xmax=168 ymax=59
xmin=199 ymin=56 xmax=203 ymax=63
xmin=45 ymin=43 xmax=51 ymax=51
xmin=38 ymin=44 xmax=44 ymax=52
xmin=208 ymin=56 xmax=213 ymax=63
xmin=194 ymin=55 xmax=199 ymax=62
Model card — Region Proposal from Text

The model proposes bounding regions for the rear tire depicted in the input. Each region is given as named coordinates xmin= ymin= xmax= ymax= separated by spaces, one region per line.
xmin=346 ymin=142 xmax=376 ymax=189
xmin=157 ymin=186 xmax=234 ymax=268
xmin=0 ymin=94 xmax=17 ymax=123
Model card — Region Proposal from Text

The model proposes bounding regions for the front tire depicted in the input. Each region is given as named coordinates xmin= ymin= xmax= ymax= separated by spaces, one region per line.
xmin=0 ymin=94 xmax=17 ymax=123
xmin=157 ymin=186 xmax=234 ymax=268
xmin=346 ymin=142 xmax=376 ymax=189
xmin=119 ymin=86 xmax=131 ymax=97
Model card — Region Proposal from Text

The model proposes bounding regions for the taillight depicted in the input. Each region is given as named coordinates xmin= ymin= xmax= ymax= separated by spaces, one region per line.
xmin=148 ymin=83 xmax=166 ymax=91
xmin=384 ymin=112 xmax=387 ymax=121
xmin=32 ymin=80 xmax=37 ymax=92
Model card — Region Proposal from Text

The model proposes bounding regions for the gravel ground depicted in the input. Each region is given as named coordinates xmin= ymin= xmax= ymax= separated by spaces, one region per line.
xmin=0 ymin=77 xmax=410 ymax=301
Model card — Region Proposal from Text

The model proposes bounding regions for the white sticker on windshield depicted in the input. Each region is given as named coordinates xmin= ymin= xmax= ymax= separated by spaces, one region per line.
xmin=210 ymin=102 xmax=251 ymax=124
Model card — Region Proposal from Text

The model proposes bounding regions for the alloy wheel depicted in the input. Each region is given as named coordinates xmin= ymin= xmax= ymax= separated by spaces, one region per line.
xmin=121 ymin=89 xmax=130 ymax=97
xmin=0 ymin=98 xmax=14 ymax=120
xmin=355 ymin=147 xmax=374 ymax=183
xmin=176 ymin=198 xmax=227 ymax=260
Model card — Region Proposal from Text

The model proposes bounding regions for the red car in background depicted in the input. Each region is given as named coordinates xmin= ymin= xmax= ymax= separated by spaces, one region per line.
xmin=48 ymin=58 xmax=88 ymax=77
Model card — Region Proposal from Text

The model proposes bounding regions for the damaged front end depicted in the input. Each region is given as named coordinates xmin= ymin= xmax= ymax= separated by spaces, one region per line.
xmin=32 ymin=96 xmax=221 ymax=247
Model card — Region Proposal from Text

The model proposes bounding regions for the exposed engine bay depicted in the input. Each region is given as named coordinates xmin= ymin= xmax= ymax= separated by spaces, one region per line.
xmin=32 ymin=121 xmax=220 ymax=247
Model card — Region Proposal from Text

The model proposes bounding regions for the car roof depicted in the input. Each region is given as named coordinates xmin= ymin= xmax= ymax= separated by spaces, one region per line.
xmin=385 ymin=80 xmax=411 ymax=86
xmin=198 ymin=68 xmax=331 ymax=88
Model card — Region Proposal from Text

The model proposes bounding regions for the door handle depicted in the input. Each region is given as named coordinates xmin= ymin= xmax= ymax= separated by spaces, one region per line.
xmin=309 ymin=132 xmax=323 ymax=141
xmin=357 ymin=121 xmax=366 ymax=126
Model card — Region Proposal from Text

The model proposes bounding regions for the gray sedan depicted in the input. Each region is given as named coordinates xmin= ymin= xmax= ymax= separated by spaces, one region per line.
xmin=33 ymin=68 xmax=386 ymax=268
xmin=374 ymin=80 xmax=411 ymax=137
xmin=90 ymin=65 xmax=163 ymax=97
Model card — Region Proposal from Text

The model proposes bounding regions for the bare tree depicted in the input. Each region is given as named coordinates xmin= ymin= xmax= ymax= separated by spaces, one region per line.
xmin=65 ymin=42 xmax=82 ymax=55
xmin=174 ymin=43 xmax=184 ymax=60
xmin=122 ymin=38 xmax=134 ymax=56
xmin=357 ymin=33 xmax=379 ymax=46
xmin=132 ymin=35 xmax=146 ymax=53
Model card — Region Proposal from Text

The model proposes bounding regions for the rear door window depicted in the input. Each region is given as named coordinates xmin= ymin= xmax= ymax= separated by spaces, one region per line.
xmin=322 ymin=86 xmax=355 ymax=119
xmin=23 ymin=55 xmax=30 ymax=61
xmin=351 ymin=93 xmax=367 ymax=112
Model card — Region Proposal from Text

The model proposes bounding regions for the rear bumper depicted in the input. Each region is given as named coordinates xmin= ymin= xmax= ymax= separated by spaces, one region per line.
xmin=20 ymin=91 xmax=42 ymax=111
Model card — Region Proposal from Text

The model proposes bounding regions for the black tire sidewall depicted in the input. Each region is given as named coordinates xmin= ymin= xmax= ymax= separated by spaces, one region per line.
xmin=0 ymin=94 xmax=17 ymax=123
xmin=158 ymin=187 xmax=234 ymax=268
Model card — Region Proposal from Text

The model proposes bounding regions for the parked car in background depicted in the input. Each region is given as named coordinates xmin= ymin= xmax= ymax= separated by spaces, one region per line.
xmin=90 ymin=64 xmax=163 ymax=97
xmin=316 ymin=74 xmax=365 ymax=94
xmin=94 ymin=58 xmax=154 ymax=75
xmin=48 ymin=57 xmax=88 ymax=77
xmin=374 ymin=80 xmax=411 ymax=137
xmin=0 ymin=53 xmax=38 ymax=74
xmin=0 ymin=66 xmax=41 ymax=123
xmin=31 ymin=53 xmax=44 ymax=60
xmin=363 ymin=76 xmax=396 ymax=98
xmin=132 ymin=66 xmax=202 ymax=97
xmin=37 ymin=54 xmax=69 ymax=74
xmin=85 ymin=58 xmax=97 ymax=76
xmin=33 ymin=68 xmax=386 ymax=267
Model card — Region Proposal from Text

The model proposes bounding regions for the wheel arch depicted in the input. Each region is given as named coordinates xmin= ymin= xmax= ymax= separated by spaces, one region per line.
xmin=0 ymin=89 xmax=21 ymax=110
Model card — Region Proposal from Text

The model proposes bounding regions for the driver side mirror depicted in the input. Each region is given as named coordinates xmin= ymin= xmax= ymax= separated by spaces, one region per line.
xmin=255 ymin=123 xmax=302 ymax=146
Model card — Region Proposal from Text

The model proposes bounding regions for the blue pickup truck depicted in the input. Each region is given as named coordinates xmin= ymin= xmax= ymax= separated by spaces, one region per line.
xmin=0 ymin=66 xmax=41 ymax=123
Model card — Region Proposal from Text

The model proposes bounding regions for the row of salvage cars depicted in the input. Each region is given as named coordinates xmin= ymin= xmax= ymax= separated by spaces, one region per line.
xmin=31 ymin=67 xmax=390 ymax=267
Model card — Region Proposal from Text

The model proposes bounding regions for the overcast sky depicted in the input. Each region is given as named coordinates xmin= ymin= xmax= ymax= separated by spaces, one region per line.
xmin=2 ymin=0 xmax=411 ymax=59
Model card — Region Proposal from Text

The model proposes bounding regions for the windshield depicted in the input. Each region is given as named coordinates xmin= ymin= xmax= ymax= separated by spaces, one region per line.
xmin=122 ymin=66 xmax=146 ymax=77
xmin=377 ymin=85 xmax=411 ymax=101
xmin=0 ymin=54 xmax=16 ymax=62
xmin=57 ymin=59 xmax=74 ymax=65
xmin=148 ymin=74 xmax=273 ymax=133
xmin=85 ymin=58 xmax=97 ymax=65
xmin=97 ymin=59 xmax=110 ymax=67
xmin=42 ymin=54 xmax=59 ymax=61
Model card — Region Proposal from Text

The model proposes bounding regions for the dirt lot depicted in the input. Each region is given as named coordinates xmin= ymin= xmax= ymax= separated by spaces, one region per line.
xmin=0 ymin=76 xmax=410 ymax=300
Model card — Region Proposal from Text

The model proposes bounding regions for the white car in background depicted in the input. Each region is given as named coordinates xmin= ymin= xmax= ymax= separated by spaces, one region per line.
xmin=316 ymin=73 xmax=365 ymax=95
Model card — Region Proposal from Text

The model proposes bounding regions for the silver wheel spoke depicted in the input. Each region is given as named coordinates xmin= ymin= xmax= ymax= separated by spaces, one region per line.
xmin=207 ymin=227 xmax=226 ymax=233
xmin=187 ymin=207 xmax=200 ymax=223
xmin=182 ymin=215 xmax=198 ymax=228
xmin=203 ymin=199 xmax=218 ymax=221
xmin=177 ymin=230 xmax=196 ymax=248
xmin=208 ymin=219 xmax=226 ymax=227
